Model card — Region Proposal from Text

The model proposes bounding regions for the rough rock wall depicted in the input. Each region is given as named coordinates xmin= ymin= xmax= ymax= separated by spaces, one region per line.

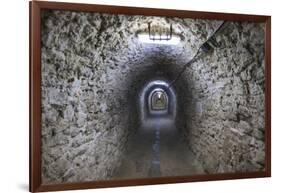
xmin=41 ymin=9 xmax=265 ymax=183
xmin=40 ymin=10 xmax=206 ymax=183
xmin=41 ymin=10 xmax=138 ymax=183
xmin=180 ymin=22 xmax=265 ymax=173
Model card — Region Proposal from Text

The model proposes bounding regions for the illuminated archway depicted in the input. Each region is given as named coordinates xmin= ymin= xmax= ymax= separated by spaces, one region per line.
xmin=151 ymin=89 xmax=168 ymax=110
xmin=139 ymin=79 xmax=177 ymax=121
xmin=149 ymin=89 xmax=168 ymax=111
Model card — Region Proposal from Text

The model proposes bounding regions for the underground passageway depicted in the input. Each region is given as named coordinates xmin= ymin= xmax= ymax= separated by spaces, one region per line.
xmin=115 ymin=80 xmax=204 ymax=178
xmin=41 ymin=10 xmax=266 ymax=183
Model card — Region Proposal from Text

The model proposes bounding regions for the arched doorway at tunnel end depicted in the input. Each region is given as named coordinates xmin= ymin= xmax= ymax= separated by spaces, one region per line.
xmin=138 ymin=79 xmax=177 ymax=125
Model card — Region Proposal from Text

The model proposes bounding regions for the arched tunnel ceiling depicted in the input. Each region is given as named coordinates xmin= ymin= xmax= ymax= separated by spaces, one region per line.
xmin=41 ymin=9 xmax=265 ymax=183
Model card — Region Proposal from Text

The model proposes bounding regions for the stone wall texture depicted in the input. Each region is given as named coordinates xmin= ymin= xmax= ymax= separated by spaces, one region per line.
xmin=41 ymin=9 xmax=265 ymax=183
xmin=180 ymin=22 xmax=265 ymax=173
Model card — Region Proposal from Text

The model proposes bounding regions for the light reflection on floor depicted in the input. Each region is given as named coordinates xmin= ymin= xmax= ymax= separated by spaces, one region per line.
xmin=114 ymin=117 xmax=205 ymax=179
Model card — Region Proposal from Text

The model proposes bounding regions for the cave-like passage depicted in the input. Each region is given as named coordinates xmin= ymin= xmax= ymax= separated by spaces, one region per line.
xmin=111 ymin=19 xmax=226 ymax=179
xmin=146 ymin=81 xmax=173 ymax=177
xmin=40 ymin=10 xmax=266 ymax=183
xmin=114 ymin=80 xmax=205 ymax=179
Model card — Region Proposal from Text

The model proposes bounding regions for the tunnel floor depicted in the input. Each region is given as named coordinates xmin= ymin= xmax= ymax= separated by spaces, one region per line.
xmin=113 ymin=117 xmax=205 ymax=179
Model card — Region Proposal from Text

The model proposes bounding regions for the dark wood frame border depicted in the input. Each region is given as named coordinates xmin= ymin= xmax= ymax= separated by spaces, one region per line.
xmin=30 ymin=1 xmax=271 ymax=192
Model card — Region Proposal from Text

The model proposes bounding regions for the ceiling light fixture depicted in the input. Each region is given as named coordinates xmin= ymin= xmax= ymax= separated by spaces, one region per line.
xmin=137 ymin=23 xmax=181 ymax=45
xmin=138 ymin=33 xmax=181 ymax=45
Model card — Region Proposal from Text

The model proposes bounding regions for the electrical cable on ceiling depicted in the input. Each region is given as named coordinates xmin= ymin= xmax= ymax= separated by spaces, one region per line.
xmin=168 ymin=21 xmax=227 ymax=88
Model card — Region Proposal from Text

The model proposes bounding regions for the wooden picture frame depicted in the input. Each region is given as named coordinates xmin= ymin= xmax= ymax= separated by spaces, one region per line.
xmin=30 ymin=1 xmax=271 ymax=192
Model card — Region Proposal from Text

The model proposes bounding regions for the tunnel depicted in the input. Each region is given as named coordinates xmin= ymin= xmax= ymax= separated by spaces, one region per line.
xmin=139 ymin=80 xmax=176 ymax=122
xmin=41 ymin=10 xmax=266 ymax=183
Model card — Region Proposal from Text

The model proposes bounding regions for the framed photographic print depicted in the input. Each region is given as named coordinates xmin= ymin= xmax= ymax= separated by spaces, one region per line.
xmin=30 ymin=1 xmax=271 ymax=192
